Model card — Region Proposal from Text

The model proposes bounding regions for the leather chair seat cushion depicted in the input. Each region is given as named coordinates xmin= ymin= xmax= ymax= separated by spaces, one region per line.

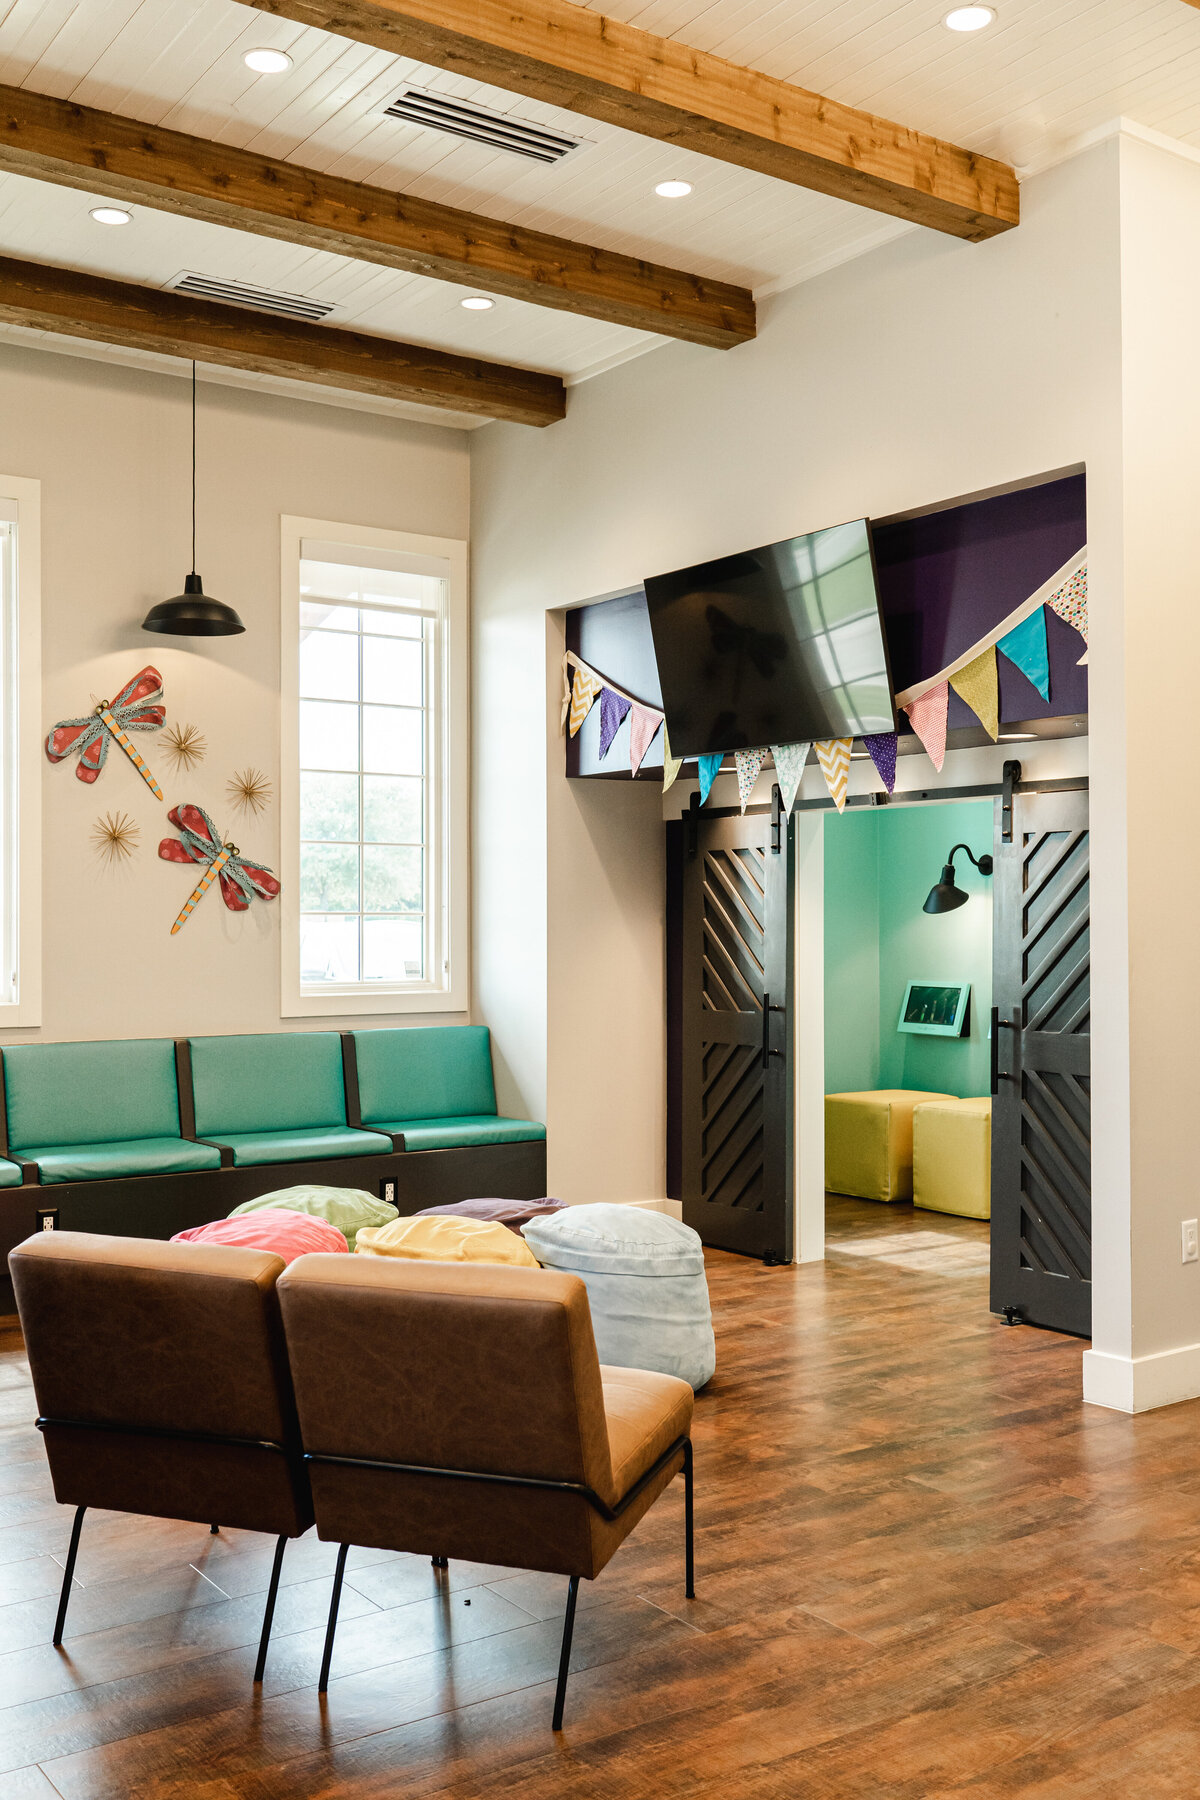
xmin=371 ymin=1115 xmax=546 ymax=1150
xmin=173 ymin=1208 xmax=350 ymax=1264
xmin=218 ymin=1127 xmax=393 ymax=1167
xmin=22 ymin=1136 xmax=223 ymax=1183
xmin=824 ymin=1089 xmax=956 ymax=1203
xmin=913 ymin=1096 xmax=992 ymax=1220
xmin=600 ymin=1365 xmax=694 ymax=1498
xmin=230 ymin=1185 xmax=398 ymax=1252
xmin=415 ymin=1196 xmax=566 ymax=1235
xmin=355 ymin=1214 xmax=541 ymax=1267
xmin=521 ymin=1205 xmax=715 ymax=1391
xmin=355 ymin=1025 xmax=497 ymax=1124
xmin=4 ymin=1038 xmax=183 ymax=1151
xmin=190 ymin=1032 xmax=350 ymax=1137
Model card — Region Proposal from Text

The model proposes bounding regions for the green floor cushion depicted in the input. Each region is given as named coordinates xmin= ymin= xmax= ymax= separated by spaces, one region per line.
xmin=229 ymin=1184 xmax=398 ymax=1251
xmin=375 ymin=1115 xmax=547 ymax=1151
xmin=20 ymin=1137 xmax=223 ymax=1184
xmin=190 ymin=1032 xmax=350 ymax=1138
xmin=4 ymin=1038 xmax=184 ymax=1152
xmin=0 ymin=1158 xmax=21 ymax=1186
xmin=214 ymin=1127 xmax=393 ymax=1168
xmin=355 ymin=1026 xmax=497 ymax=1126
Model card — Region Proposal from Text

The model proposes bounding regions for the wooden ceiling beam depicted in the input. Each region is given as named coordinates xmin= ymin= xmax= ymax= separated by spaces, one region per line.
xmin=0 ymin=254 xmax=564 ymax=425
xmin=239 ymin=0 xmax=1019 ymax=240
xmin=0 ymin=85 xmax=754 ymax=350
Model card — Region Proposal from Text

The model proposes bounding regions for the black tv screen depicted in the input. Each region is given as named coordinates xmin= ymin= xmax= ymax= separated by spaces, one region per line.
xmin=643 ymin=520 xmax=896 ymax=758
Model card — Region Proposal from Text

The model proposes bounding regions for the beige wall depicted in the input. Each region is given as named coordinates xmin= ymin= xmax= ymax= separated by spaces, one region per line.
xmin=0 ymin=342 xmax=469 ymax=1044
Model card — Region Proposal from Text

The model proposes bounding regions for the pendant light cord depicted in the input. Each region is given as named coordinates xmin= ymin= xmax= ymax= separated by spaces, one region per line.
xmin=191 ymin=360 xmax=197 ymax=575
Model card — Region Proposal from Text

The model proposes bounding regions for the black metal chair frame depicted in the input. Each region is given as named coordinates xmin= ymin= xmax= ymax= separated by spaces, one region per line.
xmin=308 ymin=1435 xmax=694 ymax=1729
xmin=37 ymin=1415 xmax=299 ymax=1682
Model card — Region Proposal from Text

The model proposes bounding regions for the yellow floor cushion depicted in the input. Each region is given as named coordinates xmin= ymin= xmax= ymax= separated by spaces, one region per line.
xmin=825 ymin=1089 xmax=956 ymax=1202
xmin=913 ymin=1097 xmax=992 ymax=1219
xmin=354 ymin=1213 xmax=541 ymax=1267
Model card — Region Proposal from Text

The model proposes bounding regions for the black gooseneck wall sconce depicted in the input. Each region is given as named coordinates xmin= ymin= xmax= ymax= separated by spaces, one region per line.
xmin=923 ymin=843 xmax=994 ymax=914
xmin=142 ymin=362 xmax=245 ymax=637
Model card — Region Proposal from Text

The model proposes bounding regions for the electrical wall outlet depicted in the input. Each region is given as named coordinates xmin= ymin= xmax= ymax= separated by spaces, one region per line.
xmin=1183 ymin=1219 xmax=1199 ymax=1264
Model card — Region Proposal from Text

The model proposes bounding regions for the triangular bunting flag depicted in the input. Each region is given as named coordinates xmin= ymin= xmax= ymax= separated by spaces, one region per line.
xmin=629 ymin=704 xmax=663 ymax=775
xmin=697 ymin=752 xmax=723 ymax=806
xmin=662 ymin=726 xmax=683 ymax=794
xmin=568 ymin=666 xmax=602 ymax=737
xmin=997 ymin=607 xmax=1050 ymax=703
xmin=770 ymin=742 xmax=811 ymax=813
xmin=950 ymin=647 xmax=999 ymax=741
xmin=1046 ymin=562 xmax=1087 ymax=646
xmin=560 ymin=658 xmax=572 ymax=732
xmin=815 ymin=738 xmax=852 ymax=813
xmin=734 ymin=748 xmax=766 ymax=813
xmin=904 ymin=682 xmax=948 ymax=772
xmin=598 ymin=687 xmax=632 ymax=759
xmin=863 ymin=731 xmax=897 ymax=793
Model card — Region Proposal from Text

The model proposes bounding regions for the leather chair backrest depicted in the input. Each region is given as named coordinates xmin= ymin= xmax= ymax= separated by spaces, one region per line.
xmin=278 ymin=1255 xmax=617 ymax=1504
xmin=10 ymin=1231 xmax=298 ymax=1446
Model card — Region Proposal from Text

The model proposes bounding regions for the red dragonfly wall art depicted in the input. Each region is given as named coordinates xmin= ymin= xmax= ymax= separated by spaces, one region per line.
xmin=159 ymin=804 xmax=280 ymax=936
xmin=46 ymin=666 xmax=166 ymax=798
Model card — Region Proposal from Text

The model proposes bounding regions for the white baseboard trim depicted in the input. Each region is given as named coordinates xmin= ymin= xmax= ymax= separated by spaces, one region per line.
xmin=1083 ymin=1340 xmax=1200 ymax=1413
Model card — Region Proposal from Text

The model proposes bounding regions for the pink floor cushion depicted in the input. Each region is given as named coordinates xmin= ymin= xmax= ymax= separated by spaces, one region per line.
xmin=171 ymin=1208 xmax=349 ymax=1266
xmin=414 ymin=1196 xmax=567 ymax=1236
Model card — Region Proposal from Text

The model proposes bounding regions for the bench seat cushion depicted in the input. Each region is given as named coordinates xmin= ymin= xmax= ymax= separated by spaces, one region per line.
xmin=215 ymin=1127 xmax=393 ymax=1168
xmin=21 ymin=1137 xmax=223 ymax=1183
xmin=0 ymin=1158 xmax=21 ymax=1186
xmin=376 ymin=1115 xmax=547 ymax=1151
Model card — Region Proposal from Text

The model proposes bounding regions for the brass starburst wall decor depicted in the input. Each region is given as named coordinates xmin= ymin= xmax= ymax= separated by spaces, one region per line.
xmin=226 ymin=767 xmax=273 ymax=817
xmin=162 ymin=721 xmax=206 ymax=772
xmin=91 ymin=810 xmax=140 ymax=865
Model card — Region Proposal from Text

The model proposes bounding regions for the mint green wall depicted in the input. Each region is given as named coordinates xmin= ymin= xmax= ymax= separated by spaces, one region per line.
xmin=824 ymin=799 xmax=994 ymax=1099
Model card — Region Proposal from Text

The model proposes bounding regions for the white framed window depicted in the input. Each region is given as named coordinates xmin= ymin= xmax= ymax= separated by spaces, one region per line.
xmin=280 ymin=517 xmax=468 ymax=1016
xmin=0 ymin=477 xmax=40 ymax=1029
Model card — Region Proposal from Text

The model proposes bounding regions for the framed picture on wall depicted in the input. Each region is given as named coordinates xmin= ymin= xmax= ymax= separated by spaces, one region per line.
xmin=897 ymin=981 xmax=971 ymax=1038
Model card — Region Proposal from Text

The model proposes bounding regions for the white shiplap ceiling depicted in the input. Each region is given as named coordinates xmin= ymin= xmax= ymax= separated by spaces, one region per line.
xmin=0 ymin=0 xmax=1198 ymax=425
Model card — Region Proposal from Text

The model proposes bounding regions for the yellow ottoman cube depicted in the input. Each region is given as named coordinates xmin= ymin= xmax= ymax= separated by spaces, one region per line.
xmin=913 ymin=1097 xmax=992 ymax=1219
xmin=825 ymin=1090 xmax=956 ymax=1203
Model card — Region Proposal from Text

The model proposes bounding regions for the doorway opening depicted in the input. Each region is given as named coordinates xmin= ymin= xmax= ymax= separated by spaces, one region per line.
xmin=822 ymin=796 xmax=995 ymax=1283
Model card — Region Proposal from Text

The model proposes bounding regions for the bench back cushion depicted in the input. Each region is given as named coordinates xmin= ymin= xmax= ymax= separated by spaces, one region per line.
xmin=190 ymin=1033 xmax=347 ymax=1136
xmin=355 ymin=1026 xmax=496 ymax=1124
xmin=5 ymin=1039 xmax=182 ymax=1150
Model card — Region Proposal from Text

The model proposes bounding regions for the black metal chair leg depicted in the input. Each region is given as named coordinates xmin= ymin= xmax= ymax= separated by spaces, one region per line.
xmin=552 ymin=1575 xmax=580 ymax=1731
xmin=318 ymin=1544 xmax=349 ymax=1694
xmin=431 ymin=1555 xmax=448 ymax=1569
xmin=53 ymin=1505 xmax=86 ymax=1646
xmin=253 ymin=1534 xmax=288 ymax=1684
xmin=210 ymin=1524 xmax=220 ymax=1535
xmin=683 ymin=1439 xmax=695 ymax=1600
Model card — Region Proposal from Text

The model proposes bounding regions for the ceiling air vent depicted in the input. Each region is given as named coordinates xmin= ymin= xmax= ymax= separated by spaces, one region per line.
xmin=383 ymin=86 xmax=588 ymax=164
xmin=166 ymin=272 xmax=335 ymax=324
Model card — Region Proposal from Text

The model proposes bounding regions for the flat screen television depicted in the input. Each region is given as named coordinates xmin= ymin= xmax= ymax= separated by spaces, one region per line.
xmin=642 ymin=519 xmax=896 ymax=758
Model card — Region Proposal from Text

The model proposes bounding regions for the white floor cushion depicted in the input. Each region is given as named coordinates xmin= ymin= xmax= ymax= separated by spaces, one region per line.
xmin=521 ymin=1203 xmax=716 ymax=1391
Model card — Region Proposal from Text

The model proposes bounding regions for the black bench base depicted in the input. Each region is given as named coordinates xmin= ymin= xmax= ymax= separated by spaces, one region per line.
xmin=0 ymin=1140 xmax=548 ymax=1314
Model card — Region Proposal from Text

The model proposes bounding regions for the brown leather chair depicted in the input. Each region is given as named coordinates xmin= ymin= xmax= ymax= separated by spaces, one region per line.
xmin=9 ymin=1230 xmax=314 ymax=1680
xmin=277 ymin=1255 xmax=695 ymax=1728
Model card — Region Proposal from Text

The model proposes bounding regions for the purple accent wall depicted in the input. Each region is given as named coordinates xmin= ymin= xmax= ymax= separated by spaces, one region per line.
xmin=872 ymin=473 xmax=1087 ymax=728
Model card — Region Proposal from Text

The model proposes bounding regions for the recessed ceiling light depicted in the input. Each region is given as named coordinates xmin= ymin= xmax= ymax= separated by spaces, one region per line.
xmin=460 ymin=295 xmax=495 ymax=311
xmin=655 ymin=180 xmax=693 ymax=198
xmin=90 ymin=206 xmax=132 ymax=225
xmin=243 ymin=47 xmax=293 ymax=73
xmin=999 ymin=732 xmax=1036 ymax=740
xmin=942 ymin=5 xmax=995 ymax=29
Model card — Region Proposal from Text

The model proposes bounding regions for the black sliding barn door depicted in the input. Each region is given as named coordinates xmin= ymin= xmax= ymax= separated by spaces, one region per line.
xmin=677 ymin=806 xmax=793 ymax=1262
xmin=990 ymin=785 xmax=1091 ymax=1336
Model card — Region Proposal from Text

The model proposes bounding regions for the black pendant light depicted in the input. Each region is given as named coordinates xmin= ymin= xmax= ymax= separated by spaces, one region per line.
xmin=143 ymin=363 xmax=245 ymax=637
xmin=923 ymin=843 xmax=994 ymax=914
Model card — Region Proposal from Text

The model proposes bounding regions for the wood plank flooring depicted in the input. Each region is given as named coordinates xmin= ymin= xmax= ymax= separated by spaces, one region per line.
xmin=0 ymin=1202 xmax=1197 ymax=1796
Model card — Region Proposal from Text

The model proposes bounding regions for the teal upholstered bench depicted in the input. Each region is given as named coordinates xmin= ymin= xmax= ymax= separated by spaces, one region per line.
xmin=3 ymin=1039 xmax=222 ymax=1184
xmin=353 ymin=1025 xmax=546 ymax=1151
xmin=190 ymin=1032 xmax=394 ymax=1167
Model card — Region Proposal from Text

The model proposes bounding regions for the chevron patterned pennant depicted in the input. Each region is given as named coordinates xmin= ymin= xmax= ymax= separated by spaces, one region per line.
xmin=815 ymin=738 xmax=852 ymax=812
xmin=567 ymin=666 xmax=603 ymax=737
